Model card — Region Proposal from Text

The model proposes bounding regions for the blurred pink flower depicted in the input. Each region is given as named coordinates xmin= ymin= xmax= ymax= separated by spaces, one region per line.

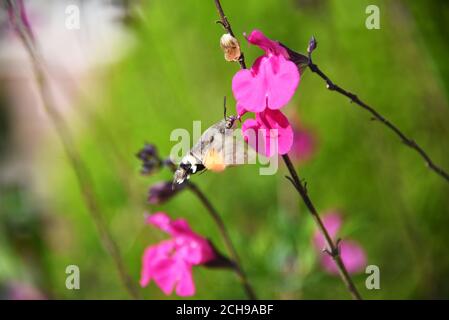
xmin=6 ymin=282 xmax=46 ymax=300
xmin=290 ymin=124 xmax=316 ymax=163
xmin=321 ymin=240 xmax=367 ymax=274
xmin=140 ymin=212 xmax=215 ymax=296
xmin=313 ymin=212 xmax=342 ymax=249
xmin=313 ymin=212 xmax=367 ymax=275
xmin=232 ymin=30 xmax=300 ymax=113
xmin=242 ymin=108 xmax=293 ymax=157
xmin=6 ymin=0 xmax=35 ymax=41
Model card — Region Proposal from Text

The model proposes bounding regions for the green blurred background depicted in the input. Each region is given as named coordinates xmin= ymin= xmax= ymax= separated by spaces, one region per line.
xmin=0 ymin=0 xmax=449 ymax=299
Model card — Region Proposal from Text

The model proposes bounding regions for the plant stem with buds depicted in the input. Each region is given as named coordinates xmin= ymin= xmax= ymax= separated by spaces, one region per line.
xmin=282 ymin=155 xmax=362 ymax=300
xmin=213 ymin=0 xmax=362 ymax=300
xmin=306 ymin=38 xmax=449 ymax=184
xmin=187 ymin=182 xmax=257 ymax=300
xmin=163 ymin=160 xmax=256 ymax=299
xmin=8 ymin=0 xmax=140 ymax=299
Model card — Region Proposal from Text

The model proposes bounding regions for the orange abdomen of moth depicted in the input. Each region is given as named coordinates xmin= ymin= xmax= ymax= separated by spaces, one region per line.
xmin=203 ymin=149 xmax=226 ymax=172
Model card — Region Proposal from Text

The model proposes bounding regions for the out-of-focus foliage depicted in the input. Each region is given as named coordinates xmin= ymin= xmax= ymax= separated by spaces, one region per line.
xmin=1 ymin=0 xmax=448 ymax=299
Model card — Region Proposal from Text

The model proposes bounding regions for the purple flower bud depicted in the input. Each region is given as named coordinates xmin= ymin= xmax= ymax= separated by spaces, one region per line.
xmin=148 ymin=181 xmax=184 ymax=204
xmin=136 ymin=143 xmax=161 ymax=175
xmin=307 ymin=36 xmax=317 ymax=53
xmin=137 ymin=143 xmax=157 ymax=160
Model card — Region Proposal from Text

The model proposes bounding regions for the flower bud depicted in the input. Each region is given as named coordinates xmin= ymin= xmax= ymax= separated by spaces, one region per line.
xmin=307 ymin=36 xmax=317 ymax=54
xmin=148 ymin=181 xmax=184 ymax=204
xmin=220 ymin=33 xmax=241 ymax=62
xmin=136 ymin=143 xmax=161 ymax=175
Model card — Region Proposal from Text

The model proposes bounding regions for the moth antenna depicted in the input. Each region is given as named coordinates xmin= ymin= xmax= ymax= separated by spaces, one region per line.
xmin=223 ymin=95 xmax=227 ymax=121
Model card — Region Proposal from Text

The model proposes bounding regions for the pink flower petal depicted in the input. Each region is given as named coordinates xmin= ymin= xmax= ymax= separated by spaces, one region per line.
xmin=246 ymin=29 xmax=289 ymax=58
xmin=291 ymin=126 xmax=315 ymax=163
xmin=321 ymin=240 xmax=367 ymax=275
xmin=175 ymin=264 xmax=196 ymax=296
xmin=170 ymin=218 xmax=194 ymax=236
xmin=236 ymin=102 xmax=247 ymax=117
xmin=242 ymin=109 xmax=293 ymax=157
xmin=151 ymin=258 xmax=179 ymax=295
xmin=141 ymin=214 xmax=216 ymax=297
xmin=232 ymin=55 xmax=299 ymax=112
xmin=258 ymin=109 xmax=294 ymax=155
xmin=232 ymin=67 xmax=267 ymax=113
xmin=139 ymin=240 xmax=175 ymax=288
xmin=175 ymin=236 xmax=216 ymax=265
xmin=242 ymin=118 xmax=261 ymax=153
xmin=146 ymin=212 xmax=172 ymax=233
xmin=313 ymin=212 xmax=343 ymax=249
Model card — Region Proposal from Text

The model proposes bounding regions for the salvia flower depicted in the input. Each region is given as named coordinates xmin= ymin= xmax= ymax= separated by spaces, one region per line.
xmin=290 ymin=120 xmax=316 ymax=163
xmin=313 ymin=212 xmax=367 ymax=275
xmin=242 ymin=109 xmax=293 ymax=157
xmin=140 ymin=212 xmax=216 ymax=296
xmin=232 ymin=30 xmax=300 ymax=113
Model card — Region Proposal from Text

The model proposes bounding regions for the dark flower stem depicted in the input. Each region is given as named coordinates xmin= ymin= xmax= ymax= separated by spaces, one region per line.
xmin=212 ymin=0 xmax=362 ymax=300
xmin=164 ymin=157 xmax=256 ymax=299
xmin=8 ymin=0 xmax=140 ymax=299
xmin=186 ymin=182 xmax=257 ymax=300
xmin=307 ymin=44 xmax=449 ymax=184
xmin=282 ymin=155 xmax=362 ymax=300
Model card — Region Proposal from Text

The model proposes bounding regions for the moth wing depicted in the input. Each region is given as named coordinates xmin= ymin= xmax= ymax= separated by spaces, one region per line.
xmin=189 ymin=120 xmax=223 ymax=162
xmin=191 ymin=119 xmax=256 ymax=171
xmin=203 ymin=147 xmax=226 ymax=172
xmin=221 ymin=128 xmax=257 ymax=167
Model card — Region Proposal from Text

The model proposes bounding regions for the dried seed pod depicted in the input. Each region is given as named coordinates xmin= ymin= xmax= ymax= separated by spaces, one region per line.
xmin=220 ymin=33 xmax=241 ymax=62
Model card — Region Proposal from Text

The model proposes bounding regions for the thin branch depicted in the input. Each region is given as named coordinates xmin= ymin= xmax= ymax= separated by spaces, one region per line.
xmin=187 ymin=182 xmax=257 ymax=300
xmin=165 ymin=159 xmax=256 ymax=299
xmin=306 ymin=38 xmax=449 ymax=184
xmin=282 ymin=155 xmax=362 ymax=300
xmin=7 ymin=0 xmax=140 ymax=299
xmin=213 ymin=0 xmax=246 ymax=69
xmin=212 ymin=0 xmax=362 ymax=300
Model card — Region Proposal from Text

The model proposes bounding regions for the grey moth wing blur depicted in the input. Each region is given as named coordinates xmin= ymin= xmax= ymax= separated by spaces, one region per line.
xmin=173 ymin=116 xmax=249 ymax=186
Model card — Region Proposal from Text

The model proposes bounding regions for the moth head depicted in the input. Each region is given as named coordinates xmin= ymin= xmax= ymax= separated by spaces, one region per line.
xmin=225 ymin=115 xmax=238 ymax=129
xmin=173 ymin=165 xmax=189 ymax=187
xmin=173 ymin=156 xmax=205 ymax=187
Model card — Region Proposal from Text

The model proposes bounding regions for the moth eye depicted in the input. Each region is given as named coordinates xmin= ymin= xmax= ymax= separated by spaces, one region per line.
xmin=180 ymin=162 xmax=191 ymax=170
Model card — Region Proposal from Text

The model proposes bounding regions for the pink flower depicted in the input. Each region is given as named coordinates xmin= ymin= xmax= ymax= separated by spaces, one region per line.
xmin=140 ymin=212 xmax=215 ymax=296
xmin=313 ymin=212 xmax=342 ymax=249
xmin=232 ymin=30 xmax=300 ymax=113
xmin=242 ymin=109 xmax=293 ymax=157
xmin=313 ymin=212 xmax=367 ymax=275
xmin=290 ymin=122 xmax=316 ymax=163
xmin=321 ymin=240 xmax=367 ymax=274
xmin=7 ymin=282 xmax=46 ymax=300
